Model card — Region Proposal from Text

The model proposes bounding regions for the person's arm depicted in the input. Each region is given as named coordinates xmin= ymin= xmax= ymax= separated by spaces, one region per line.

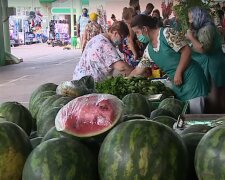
xmin=129 ymin=66 xmax=146 ymax=77
xmin=82 ymin=27 xmax=88 ymax=51
xmin=76 ymin=16 xmax=81 ymax=37
xmin=111 ymin=61 xmax=134 ymax=76
xmin=174 ymin=45 xmax=191 ymax=86
xmin=186 ymin=29 xmax=204 ymax=53
xmin=186 ymin=26 xmax=215 ymax=54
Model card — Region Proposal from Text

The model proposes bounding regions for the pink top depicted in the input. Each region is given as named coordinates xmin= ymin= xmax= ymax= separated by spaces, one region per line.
xmin=73 ymin=34 xmax=121 ymax=82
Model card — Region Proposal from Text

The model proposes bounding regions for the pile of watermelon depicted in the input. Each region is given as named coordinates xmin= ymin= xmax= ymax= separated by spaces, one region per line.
xmin=1 ymin=76 xmax=225 ymax=180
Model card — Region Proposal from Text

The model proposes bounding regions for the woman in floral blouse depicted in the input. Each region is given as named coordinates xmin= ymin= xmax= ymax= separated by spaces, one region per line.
xmin=73 ymin=21 xmax=134 ymax=82
xmin=82 ymin=12 xmax=103 ymax=51
xmin=129 ymin=14 xmax=209 ymax=114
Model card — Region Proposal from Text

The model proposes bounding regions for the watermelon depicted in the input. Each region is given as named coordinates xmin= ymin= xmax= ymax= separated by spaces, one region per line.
xmin=29 ymin=91 xmax=56 ymax=120
xmin=55 ymin=93 xmax=124 ymax=137
xmin=42 ymin=126 xmax=64 ymax=142
xmin=158 ymin=98 xmax=185 ymax=118
xmin=30 ymin=137 xmax=43 ymax=149
xmin=0 ymin=121 xmax=32 ymax=180
xmin=0 ymin=102 xmax=33 ymax=135
xmin=29 ymin=83 xmax=57 ymax=105
xmin=22 ymin=137 xmax=98 ymax=180
xmin=37 ymin=107 xmax=62 ymax=137
xmin=122 ymin=93 xmax=151 ymax=117
xmin=150 ymin=108 xmax=177 ymax=119
xmin=181 ymin=124 xmax=212 ymax=135
xmin=98 ymin=119 xmax=188 ymax=180
xmin=36 ymin=96 xmax=73 ymax=137
xmin=56 ymin=76 xmax=95 ymax=97
xmin=182 ymin=133 xmax=204 ymax=180
xmin=152 ymin=116 xmax=177 ymax=128
xmin=122 ymin=114 xmax=148 ymax=122
xmin=195 ymin=125 xmax=225 ymax=180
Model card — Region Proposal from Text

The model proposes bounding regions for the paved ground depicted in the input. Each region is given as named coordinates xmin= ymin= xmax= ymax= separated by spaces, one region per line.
xmin=0 ymin=43 xmax=82 ymax=107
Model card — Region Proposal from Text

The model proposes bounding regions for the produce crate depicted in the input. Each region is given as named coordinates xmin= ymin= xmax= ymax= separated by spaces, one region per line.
xmin=175 ymin=114 xmax=225 ymax=132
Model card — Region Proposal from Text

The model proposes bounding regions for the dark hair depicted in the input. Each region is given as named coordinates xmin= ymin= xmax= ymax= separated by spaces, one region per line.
xmin=130 ymin=14 xmax=158 ymax=29
xmin=152 ymin=9 xmax=160 ymax=17
xmin=122 ymin=7 xmax=136 ymax=21
xmin=108 ymin=21 xmax=130 ymax=38
xmin=111 ymin=14 xmax=116 ymax=19
xmin=217 ymin=9 xmax=224 ymax=20
xmin=129 ymin=0 xmax=140 ymax=12
xmin=83 ymin=8 xmax=88 ymax=12
xmin=146 ymin=3 xmax=154 ymax=10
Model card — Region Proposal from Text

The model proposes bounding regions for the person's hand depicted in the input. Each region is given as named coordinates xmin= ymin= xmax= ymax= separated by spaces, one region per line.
xmin=173 ymin=71 xmax=183 ymax=86
xmin=185 ymin=29 xmax=194 ymax=41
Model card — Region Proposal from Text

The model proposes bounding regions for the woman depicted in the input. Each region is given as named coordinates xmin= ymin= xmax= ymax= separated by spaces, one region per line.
xmin=186 ymin=6 xmax=225 ymax=113
xmin=73 ymin=21 xmax=133 ymax=82
xmin=82 ymin=12 xmax=103 ymax=51
xmin=120 ymin=7 xmax=146 ymax=67
xmin=152 ymin=9 xmax=163 ymax=27
xmin=130 ymin=15 xmax=209 ymax=114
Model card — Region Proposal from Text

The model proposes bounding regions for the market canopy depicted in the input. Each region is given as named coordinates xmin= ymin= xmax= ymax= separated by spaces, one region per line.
xmin=39 ymin=0 xmax=56 ymax=3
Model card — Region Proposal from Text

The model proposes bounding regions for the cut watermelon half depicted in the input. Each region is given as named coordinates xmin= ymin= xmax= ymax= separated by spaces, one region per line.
xmin=55 ymin=93 xmax=124 ymax=137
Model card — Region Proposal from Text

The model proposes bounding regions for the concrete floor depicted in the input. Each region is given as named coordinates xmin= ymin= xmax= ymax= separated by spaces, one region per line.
xmin=0 ymin=43 xmax=82 ymax=107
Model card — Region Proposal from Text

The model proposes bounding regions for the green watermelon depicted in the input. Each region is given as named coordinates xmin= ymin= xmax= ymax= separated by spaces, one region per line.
xmin=29 ymin=91 xmax=56 ymax=121
xmin=122 ymin=93 xmax=151 ymax=117
xmin=29 ymin=83 xmax=57 ymax=105
xmin=37 ymin=107 xmax=61 ymax=137
xmin=195 ymin=125 xmax=225 ymax=180
xmin=30 ymin=137 xmax=43 ymax=149
xmin=0 ymin=121 xmax=32 ymax=180
xmin=22 ymin=137 xmax=98 ymax=180
xmin=0 ymin=102 xmax=33 ymax=135
xmin=152 ymin=116 xmax=177 ymax=128
xmin=150 ymin=108 xmax=177 ymax=119
xmin=42 ymin=126 xmax=64 ymax=142
xmin=55 ymin=94 xmax=124 ymax=137
xmin=122 ymin=114 xmax=148 ymax=122
xmin=158 ymin=98 xmax=185 ymax=118
xmin=182 ymin=133 xmax=204 ymax=180
xmin=98 ymin=119 xmax=188 ymax=180
xmin=181 ymin=124 xmax=212 ymax=135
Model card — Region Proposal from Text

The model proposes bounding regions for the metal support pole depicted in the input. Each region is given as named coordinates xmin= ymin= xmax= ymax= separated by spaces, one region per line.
xmin=1 ymin=0 xmax=10 ymax=53
xmin=0 ymin=0 xmax=6 ymax=65
xmin=71 ymin=0 xmax=75 ymax=38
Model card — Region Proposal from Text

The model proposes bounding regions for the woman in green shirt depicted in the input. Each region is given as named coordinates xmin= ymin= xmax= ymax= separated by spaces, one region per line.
xmin=129 ymin=14 xmax=209 ymax=114
xmin=186 ymin=6 xmax=225 ymax=113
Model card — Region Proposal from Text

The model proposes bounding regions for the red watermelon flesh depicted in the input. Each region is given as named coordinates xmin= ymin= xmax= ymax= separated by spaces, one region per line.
xmin=55 ymin=94 xmax=124 ymax=137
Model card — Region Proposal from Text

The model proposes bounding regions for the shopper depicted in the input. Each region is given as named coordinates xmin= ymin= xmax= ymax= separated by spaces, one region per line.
xmin=73 ymin=21 xmax=133 ymax=82
xmin=152 ymin=9 xmax=163 ymax=27
xmin=186 ymin=6 xmax=225 ymax=113
xmin=82 ymin=12 xmax=103 ymax=51
xmin=141 ymin=3 xmax=154 ymax=16
xmin=77 ymin=8 xmax=90 ymax=49
xmin=120 ymin=7 xmax=146 ymax=67
xmin=130 ymin=15 xmax=209 ymax=113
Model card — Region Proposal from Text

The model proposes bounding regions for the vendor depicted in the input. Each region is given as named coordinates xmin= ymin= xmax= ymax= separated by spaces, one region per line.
xmin=129 ymin=14 xmax=209 ymax=114
xmin=186 ymin=6 xmax=225 ymax=113
xmin=73 ymin=21 xmax=134 ymax=82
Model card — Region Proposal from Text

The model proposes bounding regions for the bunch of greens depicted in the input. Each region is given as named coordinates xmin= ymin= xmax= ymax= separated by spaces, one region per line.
xmin=95 ymin=76 xmax=174 ymax=99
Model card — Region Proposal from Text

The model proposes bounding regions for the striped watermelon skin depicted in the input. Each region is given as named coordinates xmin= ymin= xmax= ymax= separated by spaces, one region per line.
xmin=98 ymin=120 xmax=188 ymax=180
xmin=22 ymin=137 xmax=98 ymax=180
xmin=0 ymin=121 xmax=32 ymax=180
xmin=0 ymin=102 xmax=33 ymax=135
xmin=195 ymin=125 xmax=225 ymax=180
xmin=122 ymin=93 xmax=151 ymax=117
